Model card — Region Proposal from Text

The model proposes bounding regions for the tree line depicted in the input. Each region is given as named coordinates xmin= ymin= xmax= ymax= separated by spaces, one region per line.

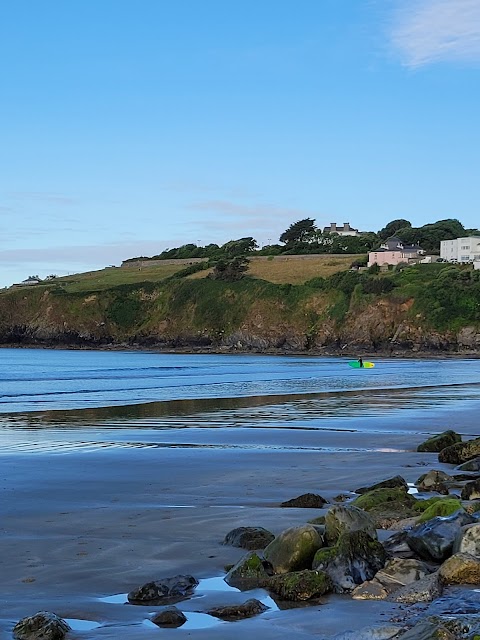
xmin=124 ymin=217 xmax=479 ymax=265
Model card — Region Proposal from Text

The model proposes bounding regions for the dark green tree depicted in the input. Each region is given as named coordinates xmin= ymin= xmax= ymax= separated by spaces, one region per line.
xmin=209 ymin=256 xmax=250 ymax=281
xmin=221 ymin=237 xmax=258 ymax=257
xmin=280 ymin=218 xmax=316 ymax=244
xmin=378 ymin=219 xmax=412 ymax=240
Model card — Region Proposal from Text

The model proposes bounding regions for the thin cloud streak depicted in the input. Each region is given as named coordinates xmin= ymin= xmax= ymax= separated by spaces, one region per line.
xmin=391 ymin=0 xmax=480 ymax=67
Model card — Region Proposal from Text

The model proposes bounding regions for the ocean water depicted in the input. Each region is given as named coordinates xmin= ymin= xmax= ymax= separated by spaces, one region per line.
xmin=1 ymin=348 xmax=480 ymax=453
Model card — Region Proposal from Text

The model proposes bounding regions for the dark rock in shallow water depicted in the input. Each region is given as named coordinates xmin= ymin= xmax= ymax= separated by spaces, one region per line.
xmin=352 ymin=487 xmax=417 ymax=528
xmin=280 ymin=492 xmax=327 ymax=508
xmin=127 ymin=574 xmax=198 ymax=605
xmin=439 ymin=437 xmax=480 ymax=465
xmin=13 ymin=611 xmax=71 ymax=640
xmin=417 ymin=430 xmax=462 ymax=453
xmin=266 ymin=569 xmax=333 ymax=601
xmin=206 ymin=598 xmax=268 ymax=621
xmin=406 ymin=510 xmax=475 ymax=562
xmin=355 ymin=475 xmax=408 ymax=494
xmin=223 ymin=526 xmax=275 ymax=550
xmin=399 ymin=618 xmax=455 ymax=639
xmin=151 ymin=606 xmax=187 ymax=628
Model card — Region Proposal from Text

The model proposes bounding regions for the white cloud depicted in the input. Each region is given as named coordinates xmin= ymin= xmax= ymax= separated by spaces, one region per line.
xmin=391 ymin=0 xmax=480 ymax=67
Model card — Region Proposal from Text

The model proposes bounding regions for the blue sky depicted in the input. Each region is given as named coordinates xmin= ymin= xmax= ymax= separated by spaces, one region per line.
xmin=1 ymin=0 xmax=479 ymax=286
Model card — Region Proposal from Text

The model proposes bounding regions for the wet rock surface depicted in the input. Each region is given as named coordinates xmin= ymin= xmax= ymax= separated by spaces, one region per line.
xmin=13 ymin=612 xmax=71 ymax=640
xmin=127 ymin=574 xmax=199 ymax=605
xmin=223 ymin=526 xmax=275 ymax=550
xmin=151 ymin=606 xmax=187 ymax=628
xmin=206 ymin=598 xmax=269 ymax=621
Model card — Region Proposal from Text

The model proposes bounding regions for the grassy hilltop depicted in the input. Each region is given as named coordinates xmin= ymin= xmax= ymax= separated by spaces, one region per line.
xmin=1 ymin=255 xmax=480 ymax=354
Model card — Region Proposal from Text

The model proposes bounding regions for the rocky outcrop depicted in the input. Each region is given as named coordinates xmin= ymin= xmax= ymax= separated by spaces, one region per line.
xmin=417 ymin=431 xmax=462 ymax=453
xmin=127 ymin=575 xmax=198 ymax=605
xmin=223 ymin=526 xmax=275 ymax=550
xmin=206 ymin=598 xmax=268 ymax=620
xmin=13 ymin=612 xmax=71 ymax=640
xmin=263 ymin=524 xmax=323 ymax=574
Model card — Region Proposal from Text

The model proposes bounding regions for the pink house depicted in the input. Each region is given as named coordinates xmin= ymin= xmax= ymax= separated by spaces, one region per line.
xmin=368 ymin=236 xmax=423 ymax=268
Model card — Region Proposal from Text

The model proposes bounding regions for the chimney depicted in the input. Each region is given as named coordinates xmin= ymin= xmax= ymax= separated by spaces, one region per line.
xmin=330 ymin=223 xmax=337 ymax=231
xmin=343 ymin=222 xmax=351 ymax=230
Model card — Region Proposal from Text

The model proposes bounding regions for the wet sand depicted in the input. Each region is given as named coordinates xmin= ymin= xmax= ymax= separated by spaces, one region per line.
xmin=1 ymin=406 xmax=480 ymax=639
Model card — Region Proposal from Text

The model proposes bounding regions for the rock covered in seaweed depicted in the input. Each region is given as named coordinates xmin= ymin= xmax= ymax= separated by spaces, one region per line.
xmin=312 ymin=530 xmax=388 ymax=592
xmin=206 ymin=598 xmax=268 ymax=621
xmin=417 ymin=430 xmax=462 ymax=453
xmin=267 ymin=569 xmax=333 ymax=601
xmin=263 ymin=524 xmax=323 ymax=574
xmin=224 ymin=551 xmax=272 ymax=589
xmin=439 ymin=437 xmax=480 ymax=465
xmin=280 ymin=493 xmax=327 ymax=508
xmin=324 ymin=504 xmax=377 ymax=546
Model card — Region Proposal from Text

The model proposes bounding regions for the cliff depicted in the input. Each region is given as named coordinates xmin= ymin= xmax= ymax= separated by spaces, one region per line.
xmin=1 ymin=265 xmax=480 ymax=355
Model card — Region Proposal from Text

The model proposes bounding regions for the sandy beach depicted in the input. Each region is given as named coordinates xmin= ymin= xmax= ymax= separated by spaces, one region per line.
xmin=2 ymin=401 xmax=480 ymax=639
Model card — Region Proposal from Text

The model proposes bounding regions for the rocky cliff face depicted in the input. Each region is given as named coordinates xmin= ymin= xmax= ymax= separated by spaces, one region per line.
xmin=0 ymin=284 xmax=479 ymax=355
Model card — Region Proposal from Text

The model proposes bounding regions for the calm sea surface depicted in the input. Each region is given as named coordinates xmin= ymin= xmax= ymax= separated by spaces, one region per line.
xmin=1 ymin=348 xmax=480 ymax=453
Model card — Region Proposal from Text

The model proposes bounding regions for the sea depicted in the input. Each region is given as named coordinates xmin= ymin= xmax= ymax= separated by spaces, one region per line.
xmin=1 ymin=348 xmax=480 ymax=454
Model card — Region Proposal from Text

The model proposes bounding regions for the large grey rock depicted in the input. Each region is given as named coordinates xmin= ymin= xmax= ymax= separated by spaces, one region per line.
xmin=453 ymin=522 xmax=480 ymax=556
xmin=417 ymin=430 xmax=462 ymax=453
xmin=416 ymin=470 xmax=453 ymax=494
xmin=389 ymin=572 xmax=442 ymax=603
xmin=352 ymin=558 xmax=431 ymax=600
xmin=127 ymin=574 xmax=198 ymax=605
xmin=312 ymin=530 xmax=388 ymax=593
xmin=406 ymin=509 xmax=475 ymax=562
xmin=267 ymin=569 xmax=333 ymax=601
xmin=223 ymin=526 xmax=274 ymax=550
xmin=439 ymin=551 xmax=480 ymax=584
xmin=224 ymin=551 xmax=272 ymax=589
xmin=398 ymin=619 xmax=454 ymax=639
xmin=13 ymin=612 xmax=71 ymax=640
xmin=324 ymin=504 xmax=377 ymax=546
xmin=263 ymin=524 xmax=323 ymax=574
xmin=331 ymin=626 xmax=403 ymax=640
xmin=206 ymin=598 xmax=268 ymax=621
xmin=456 ymin=457 xmax=480 ymax=472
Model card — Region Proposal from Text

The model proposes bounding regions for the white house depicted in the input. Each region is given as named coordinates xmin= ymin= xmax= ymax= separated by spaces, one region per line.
xmin=322 ymin=222 xmax=360 ymax=236
xmin=440 ymin=237 xmax=480 ymax=263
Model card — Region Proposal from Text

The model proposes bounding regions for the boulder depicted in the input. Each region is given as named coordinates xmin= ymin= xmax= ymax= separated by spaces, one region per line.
xmin=416 ymin=498 xmax=463 ymax=523
xmin=13 ymin=612 xmax=71 ymax=640
xmin=324 ymin=504 xmax=377 ymax=546
xmin=389 ymin=572 xmax=442 ymax=603
xmin=439 ymin=552 xmax=480 ymax=584
xmin=417 ymin=430 xmax=462 ymax=453
xmin=151 ymin=606 xmax=187 ymax=628
xmin=461 ymin=478 xmax=480 ymax=500
xmin=352 ymin=487 xmax=417 ymax=527
xmin=416 ymin=470 xmax=453 ymax=495
xmin=406 ymin=510 xmax=475 ymax=562
xmin=266 ymin=569 xmax=333 ymax=601
xmin=398 ymin=619 xmax=455 ymax=639
xmin=439 ymin=437 xmax=480 ymax=465
xmin=312 ymin=530 xmax=388 ymax=592
xmin=382 ymin=530 xmax=419 ymax=559
xmin=224 ymin=552 xmax=272 ymax=589
xmin=453 ymin=522 xmax=480 ymax=556
xmin=223 ymin=526 xmax=275 ymax=550
xmin=127 ymin=575 xmax=198 ymax=605
xmin=280 ymin=493 xmax=327 ymax=508
xmin=263 ymin=524 xmax=323 ymax=574
xmin=355 ymin=475 xmax=408 ymax=494
xmin=206 ymin=598 xmax=268 ymax=621
xmin=329 ymin=626 xmax=404 ymax=640
xmin=456 ymin=457 xmax=480 ymax=472
xmin=352 ymin=558 xmax=431 ymax=600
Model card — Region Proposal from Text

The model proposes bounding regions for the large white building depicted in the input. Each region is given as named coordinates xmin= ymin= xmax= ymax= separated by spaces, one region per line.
xmin=440 ymin=237 xmax=480 ymax=263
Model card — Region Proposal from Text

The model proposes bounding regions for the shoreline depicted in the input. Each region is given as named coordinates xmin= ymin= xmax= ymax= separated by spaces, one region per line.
xmin=1 ymin=341 xmax=479 ymax=359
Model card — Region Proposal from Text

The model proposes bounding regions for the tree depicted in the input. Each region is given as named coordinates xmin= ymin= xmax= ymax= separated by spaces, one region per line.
xmin=209 ymin=256 xmax=250 ymax=281
xmin=221 ymin=237 xmax=258 ymax=257
xmin=378 ymin=219 xmax=412 ymax=240
xmin=396 ymin=219 xmax=465 ymax=252
xmin=280 ymin=218 xmax=316 ymax=244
